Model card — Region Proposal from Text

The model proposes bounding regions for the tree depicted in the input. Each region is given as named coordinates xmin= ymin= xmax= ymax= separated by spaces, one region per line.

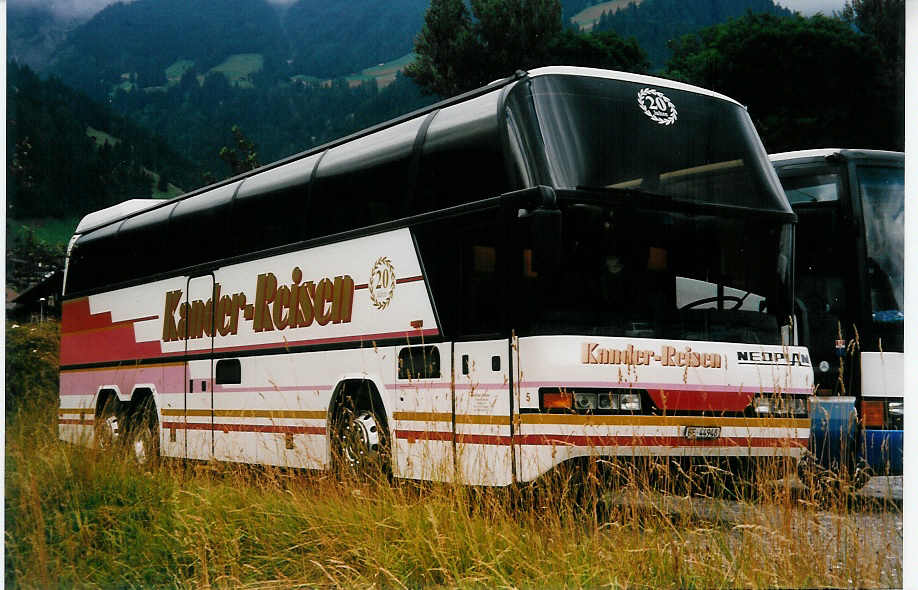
xmin=219 ymin=125 xmax=261 ymax=176
xmin=841 ymin=0 xmax=904 ymax=148
xmin=665 ymin=13 xmax=898 ymax=151
xmin=406 ymin=0 xmax=649 ymax=97
xmin=404 ymin=0 xmax=480 ymax=98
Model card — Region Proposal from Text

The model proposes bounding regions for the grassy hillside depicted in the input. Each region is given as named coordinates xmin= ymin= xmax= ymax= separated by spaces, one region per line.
xmin=4 ymin=321 xmax=903 ymax=588
xmin=571 ymin=0 xmax=643 ymax=31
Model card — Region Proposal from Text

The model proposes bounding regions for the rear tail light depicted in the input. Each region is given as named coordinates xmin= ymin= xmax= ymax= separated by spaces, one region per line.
xmin=861 ymin=400 xmax=885 ymax=428
xmin=542 ymin=391 xmax=572 ymax=410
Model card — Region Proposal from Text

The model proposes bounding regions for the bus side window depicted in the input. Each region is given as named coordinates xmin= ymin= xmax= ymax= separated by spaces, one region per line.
xmin=398 ymin=346 xmax=441 ymax=380
xmin=310 ymin=118 xmax=424 ymax=237
xmin=230 ymin=156 xmax=318 ymax=255
xmin=416 ymin=93 xmax=513 ymax=211
xmin=215 ymin=359 xmax=242 ymax=385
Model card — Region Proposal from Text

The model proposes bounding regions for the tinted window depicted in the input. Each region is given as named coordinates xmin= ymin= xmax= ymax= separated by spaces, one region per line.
xmin=780 ymin=171 xmax=842 ymax=204
xmin=413 ymin=209 xmax=505 ymax=338
xmin=310 ymin=118 xmax=424 ymax=236
xmin=398 ymin=346 xmax=441 ymax=380
xmin=506 ymin=75 xmax=790 ymax=213
xmin=168 ymin=182 xmax=238 ymax=268
xmin=859 ymin=165 xmax=904 ymax=318
xmin=231 ymin=155 xmax=318 ymax=254
xmin=416 ymin=92 xmax=513 ymax=211
xmin=215 ymin=358 xmax=242 ymax=384
xmin=118 ymin=202 xmax=176 ymax=281
xmin=67 ymin=221 xmax=125 ymax=293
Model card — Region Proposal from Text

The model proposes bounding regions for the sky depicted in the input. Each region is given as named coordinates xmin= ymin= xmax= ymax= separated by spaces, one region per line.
xmin=10 ymin=0 xmax=849 ymax=21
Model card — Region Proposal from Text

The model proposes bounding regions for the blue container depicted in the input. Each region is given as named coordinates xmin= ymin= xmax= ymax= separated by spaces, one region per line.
xmin=861 ymin=428 xmax=903 ymax=475
xmin=808 ymin=396 xmax=858 ymax=472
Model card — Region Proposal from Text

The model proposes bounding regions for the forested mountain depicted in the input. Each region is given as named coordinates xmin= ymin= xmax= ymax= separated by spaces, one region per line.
xmin=48 ymin=0 xmax=288 ymax=98
xmin=6 ymin=63 xmax=198 ymax=221
xmin=284 ymin=0 xmax=429 ymax=78
xmin=6 ymin=4 xmax=85 ymax=72
xmin=593 ymin=0 xmax=793 ymax=68
xmin=41 ymin=0 xmax=430 ymax=99
xmin=109 ymin=73 xmax=434 ymax=177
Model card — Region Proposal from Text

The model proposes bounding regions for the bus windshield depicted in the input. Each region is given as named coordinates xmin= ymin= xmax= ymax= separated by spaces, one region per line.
xmin=859 ymin=165 xmax=904 ymax=322
xmin=516 ymin=201 xmax=793 ymax=345
xmin=506 ymin=74 xmax=790 ymax=214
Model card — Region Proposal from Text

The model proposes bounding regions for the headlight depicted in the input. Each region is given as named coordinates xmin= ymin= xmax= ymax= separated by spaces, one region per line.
xmin=753 ymin=395 xmax=808 ymax=416
xmin=539 ymin=389 xmax=643 ymax=413
xmin=620 ymin=393 xmax=642 ymax=411
xmin=888 ymin=401 xmax=903 ymax=416
xmin=573 ymin=392 xmax=597 ymax=410
xmin=753 ymin=397 xmax=773 ymax=414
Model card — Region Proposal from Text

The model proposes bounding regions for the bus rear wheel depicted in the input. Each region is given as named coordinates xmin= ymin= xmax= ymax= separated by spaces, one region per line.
xmin=94 ymin=398 xmax=121 ymax=451
xmin=332 ymin=386 xmax=390 ymax=480
xmin=126 ymin=397 xmax=160 ymax=468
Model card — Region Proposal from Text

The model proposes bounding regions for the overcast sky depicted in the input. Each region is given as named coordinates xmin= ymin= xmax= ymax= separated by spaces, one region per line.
xmin=11 ymin=0 xmax=849 ymax=20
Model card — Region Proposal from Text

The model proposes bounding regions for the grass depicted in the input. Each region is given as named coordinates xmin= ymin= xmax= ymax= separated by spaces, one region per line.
xmin=570 ymin=0 xmax=642 ymax=31
xmin=206 ymin=54 xmax=264 ymax=88
xmin=86 ymin=126 xmax=121 ymax=147
xmin=7 ymin=217 xmax=79 ymax=249
xmin=5 ymin=321 xmax=903 ymax=588
xmin=166 ymin=59 xmax=196 ymax=83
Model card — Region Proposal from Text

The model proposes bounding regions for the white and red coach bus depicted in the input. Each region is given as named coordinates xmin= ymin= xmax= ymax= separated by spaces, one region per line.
xmin=59 ymin=67 xmax=812 ymax=486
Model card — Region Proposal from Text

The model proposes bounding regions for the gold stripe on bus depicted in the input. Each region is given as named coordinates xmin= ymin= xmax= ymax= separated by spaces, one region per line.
xmin=60 ymin=361 xmax=185 ymax=373
xmin=517 ymin=415 xmax=808 ymax=428
xmin=393 ymin=411 xmax=510 ymax=425
xmin=58 ymin=408 xmax=92 ymax=414
xmin=161 ymin=409 xmax=326 ymax=419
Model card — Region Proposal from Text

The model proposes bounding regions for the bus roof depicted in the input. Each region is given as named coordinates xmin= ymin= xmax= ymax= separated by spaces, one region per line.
xmin=73 ymin=66 xmax=748 ymax=237
xmin=769 ymin=148 xmax=904 ymax=164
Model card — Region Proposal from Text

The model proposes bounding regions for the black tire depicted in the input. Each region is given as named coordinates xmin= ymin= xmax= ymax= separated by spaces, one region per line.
xmin=126 ymin=396 xmax=160 ymax=468
xmin=94 ymin=396 xmax=122 ymax=451
xmin=331 ymin=384 xmax=391 ymax=479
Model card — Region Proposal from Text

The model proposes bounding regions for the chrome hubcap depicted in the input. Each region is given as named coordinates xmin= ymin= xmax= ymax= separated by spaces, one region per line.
xmin=340 ymin=410 xmax=381 ymax=466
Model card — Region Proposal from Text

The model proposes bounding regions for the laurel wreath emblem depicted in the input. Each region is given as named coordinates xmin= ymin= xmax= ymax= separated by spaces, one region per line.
xmin=637 ymin=88 xmax=677 ymax=126
xmin=368 ymin=256 xmax=396 ymax=310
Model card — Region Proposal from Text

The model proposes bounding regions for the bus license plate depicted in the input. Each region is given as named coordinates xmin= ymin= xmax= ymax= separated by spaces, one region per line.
xmin=683 ymin=426 xmax=721 ymax=440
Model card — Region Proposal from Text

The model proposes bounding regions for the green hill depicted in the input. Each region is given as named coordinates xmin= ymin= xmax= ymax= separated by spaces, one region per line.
xmin=6 ymin=63 xmax=199 ymax=226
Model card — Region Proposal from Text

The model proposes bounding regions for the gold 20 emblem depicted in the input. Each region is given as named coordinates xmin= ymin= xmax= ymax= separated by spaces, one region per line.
xmin=369 ymin=256 xmax=396 ymax=310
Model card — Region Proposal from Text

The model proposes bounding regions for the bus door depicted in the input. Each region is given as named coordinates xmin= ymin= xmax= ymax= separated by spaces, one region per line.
xmin=453 ymin=340 xmax=514 ymax=486
xmin=394 ymin=343 xmax=454 ymax=482
xmin=184 ymin=273 xmax=215 ymax=460
xmin=783 ymin=165 xmax=858 ymax=393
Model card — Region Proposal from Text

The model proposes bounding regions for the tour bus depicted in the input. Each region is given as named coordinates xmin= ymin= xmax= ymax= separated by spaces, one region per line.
xmin=59 ymin=66 xmax=813 ymax=487
xmin=771 ymin=149 xmax=903 ymax=479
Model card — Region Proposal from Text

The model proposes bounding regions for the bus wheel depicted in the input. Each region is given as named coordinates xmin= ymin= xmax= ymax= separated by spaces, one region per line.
xmin=332 ymin=392 xmax=390 ymax=479
xmin=128 ymin=397 xmax=160 ymax=468
xmin=94 ymin=398 xmax=121 ymax=451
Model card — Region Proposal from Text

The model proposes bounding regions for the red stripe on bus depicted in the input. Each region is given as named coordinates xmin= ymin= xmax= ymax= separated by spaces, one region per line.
xmin=395 ymin=430 xmax=453 ymax=442
xmin=395 ymin=430 xmax=807 ymax=448
xmin=395 ymin=431 xmax=514 ymax=446
xmin=514 ymin=434 xmax=808 ymax=448
xmin=62 ymin=298 xmax=157 ymax=333
xmin=60 ymin=327 xmax=441 ymax=367
xmin=520 ymin=380 xmax=813 ymax=396
xmin=645 ymin=390 xmax=754 ymax=412
xmin=162 ymin=421 xmax=326 ymax=435
xmin=57 ymin=418 xmax=95 ymax=426
xmin=354 ymin=275 xmax=424 ymax=290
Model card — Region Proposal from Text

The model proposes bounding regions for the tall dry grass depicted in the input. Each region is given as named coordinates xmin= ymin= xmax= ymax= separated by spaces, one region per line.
xmin=5 ymin=321 xmax=902 ymax=588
